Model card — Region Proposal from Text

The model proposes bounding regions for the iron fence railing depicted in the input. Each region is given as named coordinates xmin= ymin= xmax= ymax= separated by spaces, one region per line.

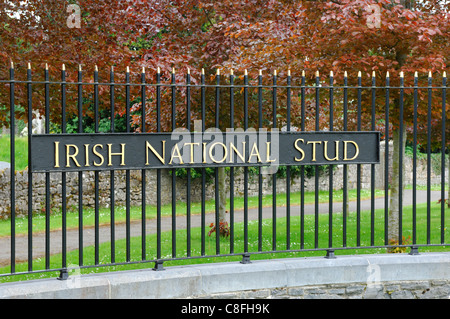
xmin=0 ymin=64 xmax=448 ymax=279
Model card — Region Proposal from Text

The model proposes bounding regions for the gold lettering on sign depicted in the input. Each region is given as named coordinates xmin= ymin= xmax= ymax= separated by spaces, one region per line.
xmin=294 ymin=138 xmax=305 ymax=162
xmin=108 ymin=143 xmax=126 ymax=166
xmin=54 ymin=141 xmax=60 ymax=168
xmin=266 ymin=142 xmax=276 ymax=163
xmin=92 ymin=144 xmax=104 ymax=166
xmin=209 ymin=142 xmax=227 ymax=163
xmin=343 ymin=141 xmax=359 ymax=161
xmin=307 ymin=141 xmax=322 ymax=162
xmin=84 ymin=144 xmax=90 ymax=167
xmin=324 ymin=141 xmax=339 ymax=161
xmin=248 ymin=142 xmax=262 ymax=163
xmin=66 ymin=144 xmax=81 ymax=167
xmin=185 ymin=142 xmax=199 ymax=164
xmin=229 ymin=142 xmax=246 ymax=163
xmin=169 ymin=143 xmax=184 ymax=164
xmin=146 ymin=141 xmax=166 ymax=165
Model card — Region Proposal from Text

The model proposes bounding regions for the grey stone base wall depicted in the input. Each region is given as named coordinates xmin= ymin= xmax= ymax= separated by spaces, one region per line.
xmin=202 ymin=280 xmax=450 ymax=299
xmin=1 ymin=253 xmax=449 ymax=299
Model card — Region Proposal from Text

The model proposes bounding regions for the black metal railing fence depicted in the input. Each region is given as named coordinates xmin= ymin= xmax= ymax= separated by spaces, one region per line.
xmin=0 ymin=64 xmax=448 ymax=279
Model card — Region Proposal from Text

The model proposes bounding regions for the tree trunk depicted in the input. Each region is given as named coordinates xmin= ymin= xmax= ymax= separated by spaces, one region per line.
xmin=388 ymin=126 xmax=407 ymax=248
xmin=218 ymin=166 xmax=228 ymax=223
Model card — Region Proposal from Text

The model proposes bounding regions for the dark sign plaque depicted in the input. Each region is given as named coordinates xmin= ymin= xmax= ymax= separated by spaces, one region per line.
xmin=30 ymin=131 xmax=380 ymax=172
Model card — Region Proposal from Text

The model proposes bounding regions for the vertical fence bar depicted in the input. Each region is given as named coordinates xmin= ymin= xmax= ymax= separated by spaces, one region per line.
xmin=356 ymin=72 xmax=362 ymax=247
xmin=328 ymin=71 xmax=334 ymax=249
xmin=300 ymin=71 xmax=305 ymax=249
xmin=399 ymin=72 xmax=404 ymax=245
xmin=156 ymin=67 xmax=162 ymax=260
xmin=272 ymin=70 xmax=277 ymax=251
xmin=186 ymin=69 xmax=192 ymax=257
xmin=171 ymin=68 xmax=177 ymax=258
xmin=27 ymin=64 xmax=33 ymax=271
xmin=44 ymin=64 xmax=50 ymax=269
xmin=61 ymin=65 xmax=67 ymax=269
xmin=214 ymin=69 xmax=220 ymax=255
xmin=9 ymin=62 xmax=15 ymax=273
xmin=258 ymin=70 xmax=263 ymax=252
xmin=244 ymin=70 xmax=249 ymax=253
xmin=78 ymin=65 xmax=84 ymax=266
xmin=200 ymin=68 xmax=206 ymax=256
xmin=343 ymin=71 xmax=348 ymax=248
xmin=427 ymin=72 xmax=432 ymax=244
xmin=109 ymin=66 xmax=115 ymax=264
xmin=93 ymin=65 xmax=100 ymax=265
xmin=412 ymin=72 xmax=418 ymax=246
xmin=286 ymin=70 xmax=291 ymax=250
xmin=384 ymin=72 xmax=390 ymax=245
xmin=125 ymin=66 xmax=131 ymax=262
xmin=141 ymin=67 xmax=147 ymax=260
xmin=229 ymin=70 xmax=235 ymax=254
xmin=314 ymin=71 xmax=320 ymax=248
xmin=441 ymin=72 xmax=447 ymax=244
xmin=370 ymin=71 xmax=376 ymax=246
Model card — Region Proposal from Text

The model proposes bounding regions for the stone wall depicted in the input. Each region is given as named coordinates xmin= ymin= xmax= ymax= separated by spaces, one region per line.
xmin=0 ymin=141 xmax=447 ymax=219
xmin=202 ymin=280 xmax=450 ymax=299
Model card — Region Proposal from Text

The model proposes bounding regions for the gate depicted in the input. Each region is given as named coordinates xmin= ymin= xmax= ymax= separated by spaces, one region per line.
xmin=0 ymin=64 xmax=448 ymax=280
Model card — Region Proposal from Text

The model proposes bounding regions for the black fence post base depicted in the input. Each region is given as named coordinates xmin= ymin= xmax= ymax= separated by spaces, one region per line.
xmin=409 ymin=246 xmax=420 ymax=255
xmin=240 ymin=253 xmax=251 ymax=264
xmin=153 ymin=260 xmax=165 ymax=271
xmin=325 ymin=249 xmax=336 ymax=259
xmin=57 ymin=269 xmax=69 ymax=280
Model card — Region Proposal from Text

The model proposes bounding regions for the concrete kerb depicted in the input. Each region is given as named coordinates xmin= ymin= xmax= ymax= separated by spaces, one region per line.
xmin=0 ymin=252 xmax=449 ymax=299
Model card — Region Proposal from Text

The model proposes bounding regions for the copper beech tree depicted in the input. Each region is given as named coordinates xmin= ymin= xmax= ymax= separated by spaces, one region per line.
xmin=1 ymin=0 xmax=449 ymax=247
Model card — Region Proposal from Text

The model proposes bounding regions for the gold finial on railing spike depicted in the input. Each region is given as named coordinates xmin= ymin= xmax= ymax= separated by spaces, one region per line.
xmin=10 ymin=61 xmax=14 ymax=69
xmin=201 ymin=68 xmax=204 ymax=75
xmin=62 ymin=64 xmax=66 ymax=71
xmin=372 ymin=71 xmax=376 ymax=78
xmin=259 ymin=69 xmax=262 ymax=76
xmin=216 ymin=69 xmax=220 ymax=75
xmin=230 ymin=69 xmax=233 ymax=76
xmin=429 ymin=71 xmax=432 ymax=78
xmin=400 ymin=71 xmax=404 ymax=78
xmin=315 ymin=70 xmax=319 ymax=77
xmin=273 ymin=69 xmax=277 ymax=76
xmin=386 ymin=71 xmax=390 ymax=78
xmin=245 ymin=69 xmax=248 ymax=76
xmin=358 ymin=71 xmax=361 ymax=77
xmin=187 ymin=68 xmax=190 ymax=75
xmin=173 ymin=67 xmax=176 ymax=74
xmin=126 ymin=66 xmax=130 ymax=73
xmin=288 ymin=69 xmax=291 ymax=77
xmin=344 ymin=71 xmax=347 ymax=77
xmin=330 ymin=70 xmax=333 ymax=77
xmin=444 ymin=71 xmax=447 ymax=78
xmin=28 ymin=62 xmax=31 ymax=70
xmin=302 ymin=70 xmax=305 ymax=77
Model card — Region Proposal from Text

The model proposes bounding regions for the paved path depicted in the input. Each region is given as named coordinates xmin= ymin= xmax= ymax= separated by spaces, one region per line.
xmin=0 ymin=190 xmax=442 ymax=266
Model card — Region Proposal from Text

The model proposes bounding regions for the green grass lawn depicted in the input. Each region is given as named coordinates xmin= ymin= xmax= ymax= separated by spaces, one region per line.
xmin=0 ymin=188 xmax=386 ymax=237
xmin=0 ymin=135 xmax=28 ymax=171
xmin=1 ymin=199 xmax=448 ymax=283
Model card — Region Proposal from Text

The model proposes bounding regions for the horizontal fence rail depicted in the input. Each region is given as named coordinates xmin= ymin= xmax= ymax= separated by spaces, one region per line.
xmin=0 ymin=64 xmax=448 ymax=280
